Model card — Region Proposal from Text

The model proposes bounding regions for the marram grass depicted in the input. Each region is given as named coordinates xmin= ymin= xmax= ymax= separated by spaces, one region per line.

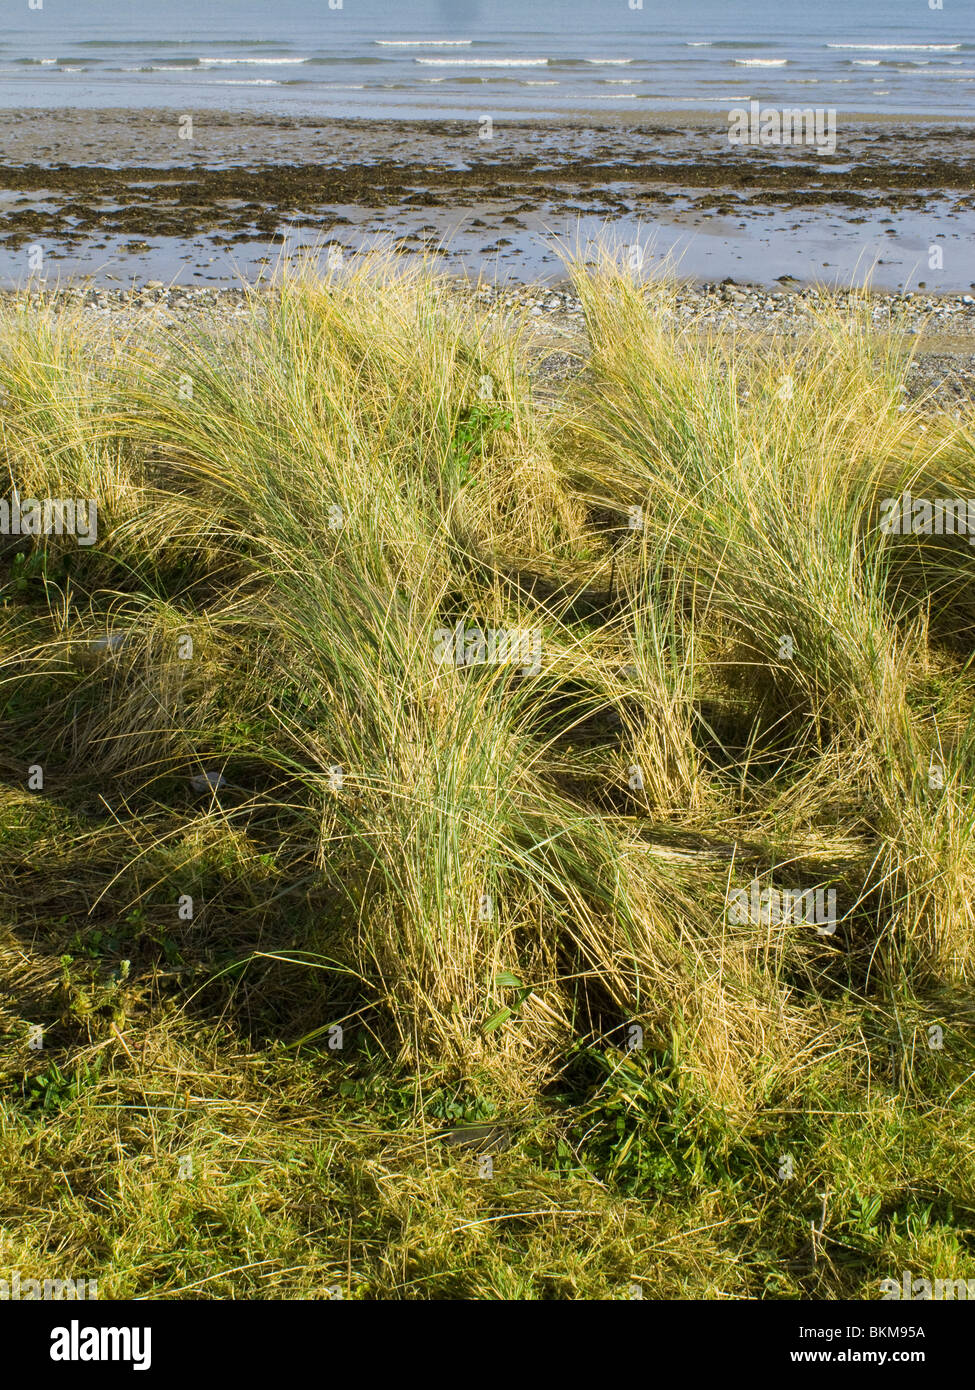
xmin=0 ymin=254 xmax=972 ymax=1299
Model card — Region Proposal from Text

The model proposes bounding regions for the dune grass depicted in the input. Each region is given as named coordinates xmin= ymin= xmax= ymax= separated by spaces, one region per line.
xmin=0 ymin=252 xmax=973 ymax=1299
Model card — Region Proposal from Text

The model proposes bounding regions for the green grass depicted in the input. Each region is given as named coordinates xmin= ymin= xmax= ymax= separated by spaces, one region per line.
xmin=0 ymin=251 xmax=973 ymax=1298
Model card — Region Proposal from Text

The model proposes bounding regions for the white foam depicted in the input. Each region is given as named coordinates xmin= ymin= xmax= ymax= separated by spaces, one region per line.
xmin=734 ymin=58 xmax=788 ymax=67
xmin=853 ymin=60 xmax=882 ymax=66
xmin=198 ymin=57 xmax=308 ymax=66
xmin=206 ymin=78 xmax=282 ymax=85
xmin=826 ymin=43 xmax=961 ymax=51
xmin=585 ymin=59 xmax=633 ymax=65
xmin=375 ymin=39 xmax=473 ymax=46
xmin=415 ymin=57 xmax=549 ymax=66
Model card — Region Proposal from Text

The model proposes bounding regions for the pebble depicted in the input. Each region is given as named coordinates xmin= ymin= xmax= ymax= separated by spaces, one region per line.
xmin=3 ymin=276 xmax=973 ymax=408
xmin=190 ymin=771 xmax=229 ymax=793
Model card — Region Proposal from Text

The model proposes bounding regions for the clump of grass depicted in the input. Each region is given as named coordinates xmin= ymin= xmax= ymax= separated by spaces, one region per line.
xmin=0 ymin=250 xmax=973 ymax=1298
xmin=564 ymin=246 xmax=975 ymax=985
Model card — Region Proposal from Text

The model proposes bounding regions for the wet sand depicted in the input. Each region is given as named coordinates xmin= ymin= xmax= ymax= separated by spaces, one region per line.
xmin=2 ymin=108 xmax=974 ymax=288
